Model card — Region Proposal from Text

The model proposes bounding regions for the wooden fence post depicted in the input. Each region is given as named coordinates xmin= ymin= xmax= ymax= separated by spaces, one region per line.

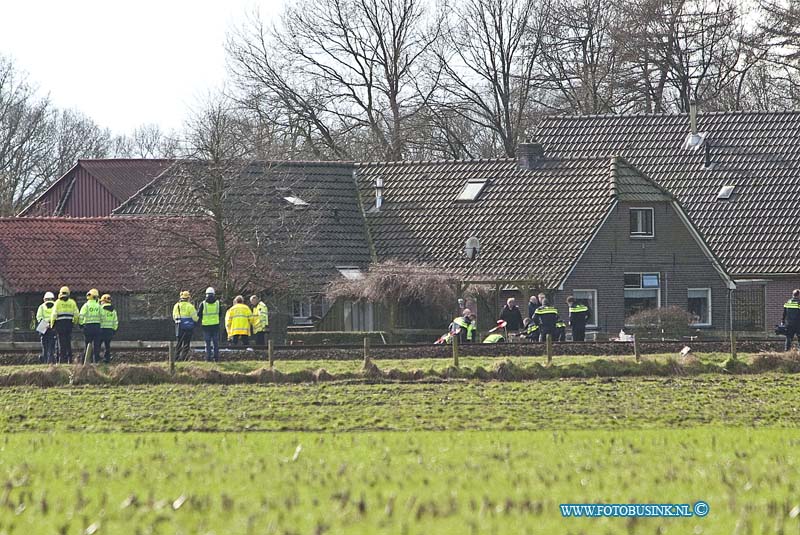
xmin=268 ymin=339 xmax=274 ymax=368
xmin=168 ymin=341 xmax=175 ymax=375
xmin=730 ymin=330 xmax=737 ymax=360
xmin=363 ymin=336 xmax=371 ymax=366
xmin=633 ymin=335 xmax=641 ymax=363
xmin=546 ymin=334 xmax=553 ymax=365
xmin=452 ymin=335 xmax=460 ymax=368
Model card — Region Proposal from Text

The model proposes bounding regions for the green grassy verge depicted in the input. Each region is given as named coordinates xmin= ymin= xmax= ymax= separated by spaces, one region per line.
xmin=1 ymin=429 xmax=798 ymax=534
xmin=2 ymin=374 xmax=800 ymax=433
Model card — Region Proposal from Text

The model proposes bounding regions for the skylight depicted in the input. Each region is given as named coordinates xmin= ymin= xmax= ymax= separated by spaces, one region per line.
xmin=337 ymin=267 xmax=364 ymax=280
xmin=683 ymin=131 xmax=706 ymax=151
xmin=456 ymin=179 xmax=488 ymax=202
xmin=283 ymin=196 xmax=309 ymax=207
xmin=717 ymin=185 xmax=735 ymax=200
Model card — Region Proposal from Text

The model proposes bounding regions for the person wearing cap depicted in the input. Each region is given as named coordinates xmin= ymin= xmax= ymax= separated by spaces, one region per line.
xmin=36 ymin=292 xmax=57 ymax=364
xmin=197 ymin=287 xmax=221 ymax=362
xmin=99 ymin=294 xmax=118 ymax=364
xmin=226 ymin=295 xmax=253 ymax=346
xmin=50 ymin=286 xmax=79 ymax=364
xmin=782 ymin=289 xmax=800 ymax=351
xmin=79 ymin=289 xmax=102 ymax=364
xmin=567 ymin=296 xmax=591 ymax=342
xmin=173 ymin=290 xmax=199 ymax=361
xmin=249 ymin=295 xmax=269 ymax=346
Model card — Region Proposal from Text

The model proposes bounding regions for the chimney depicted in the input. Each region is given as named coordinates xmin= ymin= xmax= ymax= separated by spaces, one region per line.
xmin=689 ymin=101 xmax=698 ymax=135
xmin=517 ymin=141 xmax=545 ymax=170
xmin=375 ymin=177 xmax=384 ymax=211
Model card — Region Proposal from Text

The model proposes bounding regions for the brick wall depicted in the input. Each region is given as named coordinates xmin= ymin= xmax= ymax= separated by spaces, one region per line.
xmin=766 ymin=279 xmax=800 ymax=329
xmin=555 ymin=201 xmax=732 ymax=334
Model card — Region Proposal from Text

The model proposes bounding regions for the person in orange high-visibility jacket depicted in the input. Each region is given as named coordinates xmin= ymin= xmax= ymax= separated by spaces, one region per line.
xmin=225 ymin=295 xmax=253 ymax=346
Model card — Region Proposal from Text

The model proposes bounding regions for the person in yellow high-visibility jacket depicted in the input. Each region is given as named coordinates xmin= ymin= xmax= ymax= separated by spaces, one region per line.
xmin=226 ymin=295 xmax=253 ymax=346
xmin=249 ymin=295 xmax=269 ymax=346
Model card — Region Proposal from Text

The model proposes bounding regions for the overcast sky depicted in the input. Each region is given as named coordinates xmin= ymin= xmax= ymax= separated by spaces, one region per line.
xmin=0 ymin=0 xmax=284 ymax=135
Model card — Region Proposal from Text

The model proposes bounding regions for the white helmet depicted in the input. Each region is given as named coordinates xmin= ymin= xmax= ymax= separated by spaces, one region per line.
xmin=205 ymin=287 xmax=215 ymax=295
xmin=43 ymin=291 xmax=55 ymax=301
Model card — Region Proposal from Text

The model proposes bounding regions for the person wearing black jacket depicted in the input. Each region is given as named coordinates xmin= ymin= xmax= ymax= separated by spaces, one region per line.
xmin=782 ymin=289 xmax=800 ymax=351
xmin=527 ymin=296 xmax=540 ymax=319
xmin=533 ymin=298 xmax=560 ymax=341
xmin=500 ymin=298 xmax=524 ymax=332
xmin=567 ymin=296 xmax=591 ymax=342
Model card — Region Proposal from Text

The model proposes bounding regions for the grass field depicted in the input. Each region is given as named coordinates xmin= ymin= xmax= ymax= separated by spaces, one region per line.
xmin=1 ymin=358 xmax=800 ymax=533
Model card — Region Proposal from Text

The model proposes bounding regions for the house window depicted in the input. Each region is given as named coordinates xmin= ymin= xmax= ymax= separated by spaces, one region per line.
xmin=688 ymin=288 xmax=712 ymax=326
xmin=624 ymin=273 xmax=660 ymax=322
xmin=129 ymin=294 xmax=169 ymax=320
xmin=456 ymin=179 xmax=488 ymax=202
xmin=292 ymin=298 xmax=313 ymax=325
xmin=629 ymin=208 xmax=654 ymax=238
xmin=573 ymin=289 xmax=598 ymax=328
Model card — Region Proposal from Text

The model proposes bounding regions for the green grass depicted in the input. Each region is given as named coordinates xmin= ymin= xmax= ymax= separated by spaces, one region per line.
xmin=1 ymin=365 xmax=799 ymax=533
xmin=2 ymin=429 xmax=800 ymax=534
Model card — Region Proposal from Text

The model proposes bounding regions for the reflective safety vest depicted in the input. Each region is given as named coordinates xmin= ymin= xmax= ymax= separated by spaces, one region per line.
xmin=36 ymin=302 xmax=54 ymax=323
xmin=452 ymin=316 xmax=476 ymax=341
xmin=201 ymin=300 xmax=220 ymax=326
xmin=556 ymin=320 xmax=566 ymax=329
xmin=569 ymin=304 xmax=589 ymax=313
xmin=226 ymin=303 xmax=253 ymax=337
xmin=252 ymin=301 xmax=269 ymax=333
xmin=51 ymin=298 xmax=79 ymax=326
xmin=784 ymin=299 xmax=800 ymax=326
xmin=80 ymin=299 xmax=102 ymax=325
xmin=173 ymin=301 xmax=199 ymax=322
xmin=483 ymin=333 xmax=505 ymax=344
xmin=100 ymin=305 xmax=118 ymax=331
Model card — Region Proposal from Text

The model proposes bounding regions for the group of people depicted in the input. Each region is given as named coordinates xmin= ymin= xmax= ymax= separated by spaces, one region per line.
xmin=35 ymin=286 xmax=118 ymax=364
xmin=172 ymin=288 xmax=270 ymax=361
xmin=447 ymin=294 xmax=591 ymax=344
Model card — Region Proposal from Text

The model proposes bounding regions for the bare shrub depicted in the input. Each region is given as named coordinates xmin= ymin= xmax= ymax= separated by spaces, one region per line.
xmin=625 ymin=306 xmax=693 ymax=339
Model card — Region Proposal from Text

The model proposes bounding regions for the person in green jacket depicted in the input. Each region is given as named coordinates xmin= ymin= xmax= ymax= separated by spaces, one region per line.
xmin=99 ymin=294 xmax=118 ymax=364
xmin=79 ymin=288 xmax=102 ymax=364
xmin=36 ymin=292 xmax=57 ymax=364
xmin=51 ymin=286 xmax=79 ymax=364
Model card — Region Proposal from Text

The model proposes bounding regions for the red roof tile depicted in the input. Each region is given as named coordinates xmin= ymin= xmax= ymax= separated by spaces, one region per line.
xmin=0 ymin=218 xmax=145 ymax=294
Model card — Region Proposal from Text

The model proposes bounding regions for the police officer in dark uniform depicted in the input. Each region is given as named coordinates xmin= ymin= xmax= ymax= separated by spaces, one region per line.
xmin=567 ymin=296 xmax=591 ymax=342
xmin=533 ymin=298 xmax=560 ymax=342
xmin=782 ymin=289 xmax=800 ymax=351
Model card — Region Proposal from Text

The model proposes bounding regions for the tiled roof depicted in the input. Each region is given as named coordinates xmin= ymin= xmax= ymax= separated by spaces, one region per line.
xmin=0 ymin=218 xmax=145 ymax=294
xmin=536 ymin=111 xmax=800 ymax=276
xmin=79 ymin=159 xmax=175 ymax=202
xmin=355 ymin=155 xmax=663 ymax=287
xmin=113 ymin=161 xmax=372 ymax=276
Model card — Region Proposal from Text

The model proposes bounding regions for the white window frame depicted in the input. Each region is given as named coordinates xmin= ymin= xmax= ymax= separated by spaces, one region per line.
xmin=573 ymin=289 xmax=598 ymax=328
xmin=623 ymin=272 xmax=661 ymax=326
xmin=292 ymin=298 xmax=313 ymax=325
xmin=629 ymin=207 xmax=655 ymax=238
xmin=688 ymin=288 xmax=712 ymax=327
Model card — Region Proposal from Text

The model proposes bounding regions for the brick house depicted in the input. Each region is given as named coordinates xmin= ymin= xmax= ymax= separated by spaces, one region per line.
xmin=356 ymin=149 xmax=733 ymax=335
xmin=536 ymin=110 xmax=800 ymax=332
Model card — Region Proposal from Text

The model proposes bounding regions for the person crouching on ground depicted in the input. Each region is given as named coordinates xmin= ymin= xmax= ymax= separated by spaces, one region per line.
xmin=173 ymin=290 xmax=198 ymax=361
xmin=226 ymin=295 xmax=252 ymax=346
xmin=197 ymin=287 xmax=221 ymax=362
xmin=36 ymin=292 xmax=57 ymax=364
xmin=99 ymin=294 xmax=118 ymax=364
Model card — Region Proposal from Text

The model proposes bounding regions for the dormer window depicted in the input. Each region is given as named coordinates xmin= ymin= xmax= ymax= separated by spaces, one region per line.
xmin=684 ymin=132 xmax=707 ymax=151
xmin=456 ymin=179 xmax=488 ymax=202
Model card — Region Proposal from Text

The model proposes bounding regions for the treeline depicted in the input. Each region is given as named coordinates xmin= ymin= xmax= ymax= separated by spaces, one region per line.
xmin=3 ymin=0 xmax=800 ymax=214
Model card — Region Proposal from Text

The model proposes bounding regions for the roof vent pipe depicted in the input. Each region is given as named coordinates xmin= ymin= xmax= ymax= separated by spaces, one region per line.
xmin=375 ymin=177 xmax=384 ymax=211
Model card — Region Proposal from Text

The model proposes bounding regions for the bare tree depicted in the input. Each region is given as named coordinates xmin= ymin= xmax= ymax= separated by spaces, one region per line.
xmin=623 ymin=0 xmax=761 ymax=112
xmin=0 ymin=56 xmax=54 ymax=215
xmin=541 ymin=0 xmax=634 ymax=114
xmin=50 ymin=109 xmax=111 ymax=177
xmin=227 ymin=0 xmax=440 ymax=161
xmin=429 ymin=0 xmax=549 ymax=158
